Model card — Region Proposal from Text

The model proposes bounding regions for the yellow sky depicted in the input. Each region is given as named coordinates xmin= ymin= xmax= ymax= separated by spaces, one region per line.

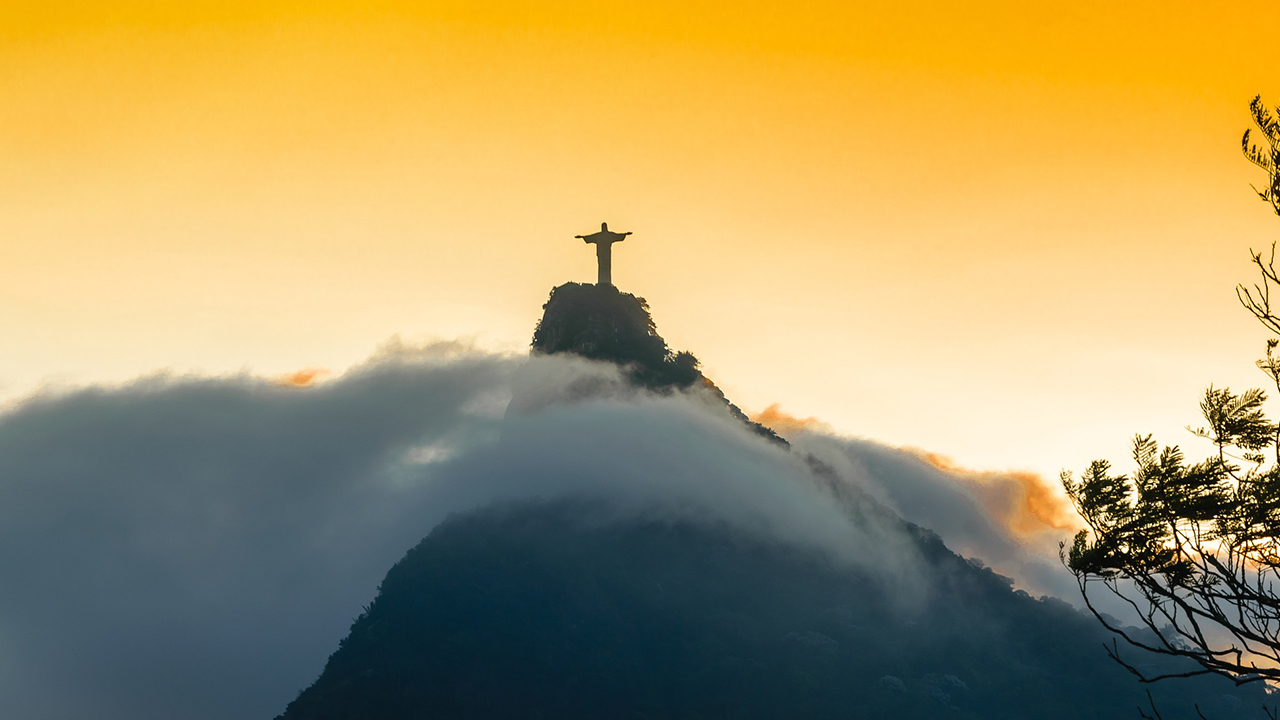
xmin=3 ymin=1 xmax=1280 ymax=480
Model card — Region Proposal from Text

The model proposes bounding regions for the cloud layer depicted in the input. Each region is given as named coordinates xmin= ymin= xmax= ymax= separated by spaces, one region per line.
xmin=0 ymin=347 xmax=1079 ymax=719
xmin=0 ymin=344 xmax=515 ymax=720
xmin=782 ymin=430 xmax=1080 ymax=602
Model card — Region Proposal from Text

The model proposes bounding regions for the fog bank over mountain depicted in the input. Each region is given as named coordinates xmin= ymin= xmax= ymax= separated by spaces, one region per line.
xmin=0 ymin=344 xmax=517 ymax=720
xmin=785 ymin=429 xmax=1082 ymax=602
xmin=274 ymin=279 xmax=1265 ymax=720
xmin=0 ymin=339 xmax=1112 ymax=719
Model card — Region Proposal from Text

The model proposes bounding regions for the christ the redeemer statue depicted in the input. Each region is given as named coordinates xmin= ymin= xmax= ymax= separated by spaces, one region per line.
xmin=575 ymin=222 xmax=632 ymax=286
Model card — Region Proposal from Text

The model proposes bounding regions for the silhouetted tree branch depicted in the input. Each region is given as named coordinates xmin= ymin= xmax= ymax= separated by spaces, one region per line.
xmin=1062 ymin=95 xmax=1280 ymax=718
xmin=1244 ymin=95 xmax=1280 ymax=218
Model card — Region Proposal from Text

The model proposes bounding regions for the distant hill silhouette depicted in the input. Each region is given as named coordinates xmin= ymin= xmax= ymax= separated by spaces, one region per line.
xmin=275 ymin=281 xmax=1269 ymax=719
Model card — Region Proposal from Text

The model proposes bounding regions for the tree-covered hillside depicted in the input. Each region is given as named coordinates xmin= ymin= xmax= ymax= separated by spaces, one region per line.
xmin=277 ymin=499 xmax=1266 ymax=720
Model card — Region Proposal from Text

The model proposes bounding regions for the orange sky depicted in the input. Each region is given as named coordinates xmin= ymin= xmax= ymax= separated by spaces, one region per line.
xmin=3 ymin=1 xmax=1280 ymax=482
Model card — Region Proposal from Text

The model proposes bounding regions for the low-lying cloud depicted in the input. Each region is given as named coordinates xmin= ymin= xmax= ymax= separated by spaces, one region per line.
xmin=775 ymin=428 xmax=1082 ymax=603
xmin=0 ymin=344 xmax=515 ymax=720
xmin=274 ymin=368 xmax=330 ymax=387
xmin=750 ymin=403 xmax=833 ymax=435
xmin=0 ymin=346 xmax=1082 ymax=720
xmin=754 ymin=404 xmax=1081 ymax=585
xmin=915 ymin=452 xmax=1079 ymax=536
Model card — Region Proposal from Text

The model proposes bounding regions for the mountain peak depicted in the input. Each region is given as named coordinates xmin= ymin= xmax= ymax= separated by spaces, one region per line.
xmin=531 ymin=281 xmax=785 ymax=445
xmin=531 ymin=282 xmax=699 ymax=390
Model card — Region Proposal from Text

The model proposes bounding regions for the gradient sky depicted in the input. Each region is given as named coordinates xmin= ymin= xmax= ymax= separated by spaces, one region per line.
xmin=4 ymin=0 xmax=1280 ymax=481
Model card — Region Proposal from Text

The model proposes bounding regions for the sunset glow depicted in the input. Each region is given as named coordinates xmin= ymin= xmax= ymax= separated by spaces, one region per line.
xmin=4 ymin=1 xmax=1280 ymax=482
